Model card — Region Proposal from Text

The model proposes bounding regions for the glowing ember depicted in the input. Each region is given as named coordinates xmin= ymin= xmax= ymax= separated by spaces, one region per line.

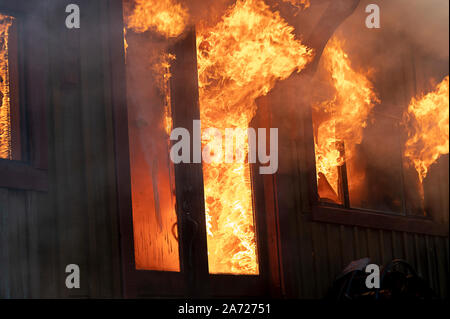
xmin=403 ymin=75 xmax=449 ymax=183
xmin=125 ymin=0 xmax=189 ymax=38
xmin=197 ymin=0 xmax=313 ymax=274
xmin=313 ymin=38 xmax=379 ymax=201
xmin=0 ymin=13 xmax=14 ymax=160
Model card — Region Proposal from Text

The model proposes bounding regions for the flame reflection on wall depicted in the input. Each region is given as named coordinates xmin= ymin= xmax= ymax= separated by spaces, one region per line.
xmin=0 ymin=13 xmax=14 ymax=160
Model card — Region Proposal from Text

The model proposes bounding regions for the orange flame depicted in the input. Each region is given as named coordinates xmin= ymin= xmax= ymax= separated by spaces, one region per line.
xmin=0 ymin=13 xmax=14 ymax=160
xmin=197 ymin=0 xmax=313 ymax=274
xmin=125 ymin=0 xmax=189 ymax=38
xmin=123 ymin=27 xmax=128 ymax=58
xmin=313 ymin=38 xmax=379 ymax=200
xmin=403 ymin=75 xmax=449 ymax=183
xmin=154 ymin=53 xmax=176 ymax=135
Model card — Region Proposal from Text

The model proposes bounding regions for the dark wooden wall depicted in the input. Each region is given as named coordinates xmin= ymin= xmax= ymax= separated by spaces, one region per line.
xmin=0 ymin=0 xmax=122 ymax=298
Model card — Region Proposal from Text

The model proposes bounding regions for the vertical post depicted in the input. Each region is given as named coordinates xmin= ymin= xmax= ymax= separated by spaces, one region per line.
xmin=169 ymin=27 xmax=209 ymax=297
xmin=337 ymin=141 xmax=350 ymax=208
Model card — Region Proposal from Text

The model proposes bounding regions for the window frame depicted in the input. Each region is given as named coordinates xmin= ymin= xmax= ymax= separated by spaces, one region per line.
xmin=110 ymin=0 xmax=280 ymax=297
xmin=0 ymin=2 xmax=48 ymax=192
xmin=303 ymin=95 xmax=448 ymax=237
xmin=110 ymin=0 xmax=209 ymax=296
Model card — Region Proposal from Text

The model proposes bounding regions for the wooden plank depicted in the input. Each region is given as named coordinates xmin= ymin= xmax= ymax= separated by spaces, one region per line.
xmin=254 ymin=94 xmax=284 ymax=298
xmin=100 ymin=0 xmax=123 ymax=299
xmin=26 ymin=191 xmax=39 ymax=298
xmin=33 ymin=189 xmax=59 ymax=298
xmin=414 ymin=235 xmax=428 ymax=282
xmin=432 ymin=237 xmax=446 ymax=298
xmin=339 ymin=225 xmax=355 ymax=269
xmin=353 ymin=227 xmax=369 ymax=260
xmin=274 ymin=174 xmax=303 ymax=297
xmin=271 ymin=118 xmax=303 ymax=298
xmin=256 ymin=171 xmax=282 ymax=297
xmin=79 ymin=0 xmax=120 ymax=298
xmin=312 ymin=205 xmax=448 ymax=236
xmin=391 ymin=231 xmax=404 ymax=259
xmin=326 ymin=224 xmax=342 ymax=283
xmin=380 ymin=230 xmax=393 ymax=265
xmin=446 ymin=239 xmax=449 ymax=283
xmin=79 ymin=0 xmax=102 ymax=297
xmin=23 ymin=1 xmax=49 ymax=171
xmin=170 ymin=27 xmax=209 ymax=297
xmin=295 ymin=138 xmax=312 ymax=213
xmin=48 ymin=0 xmax=90 ymax=297
xmin=251 ymin=101 xmax=283 ymax=297
xmin=35 ymin=3 xmax=60 ymax=298
xmin=106 ymin=0 xmax=137 ymax=299
xmin=403 ymin=232 xmax=416 ymax=269
xmin=296 ymin=214 xmax=316 ymax=298
xmin=0 ymin=188 xmax=10 ymax=298
xmin=366 ymin=228 xmax=381 ymax=266
xmin=425 ymin=236 xmax=438 ymax=294
xmin=7 ymin=189 xmax=28 ymax=298
xmin=311 ymin=222 xmax=330 ymax=297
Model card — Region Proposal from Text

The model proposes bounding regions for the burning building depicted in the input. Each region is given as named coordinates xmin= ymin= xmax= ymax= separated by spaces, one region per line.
xmin=0 ymin=0 xmax=448 ymax=299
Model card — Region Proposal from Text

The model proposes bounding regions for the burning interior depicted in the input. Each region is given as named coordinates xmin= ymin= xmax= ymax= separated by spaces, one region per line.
xmin=312 ymin=40 xmax=449 ymax=214
xmin=0 ymin=13 xmax=19 ymax=161
xmin=119 ymin=0 xmax=449 ymax=284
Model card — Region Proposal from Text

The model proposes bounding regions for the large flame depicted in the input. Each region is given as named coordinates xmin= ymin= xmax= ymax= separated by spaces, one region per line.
xmin=403 ymin=75 xmax=449 ymax=183
xmin=313 ymin=38 xmax=379 ymax=201
xmin=125 ymin=0 xmax=189 ymax=38
xmin=197 ymin=0 xmax=313 ymax=274
xmin=0 ymin=13 xmax=13 ymax=160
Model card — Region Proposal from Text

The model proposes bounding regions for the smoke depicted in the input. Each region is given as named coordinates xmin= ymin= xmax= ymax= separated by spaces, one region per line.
xmin=333 ymin=0 xmax=449 ymax=58
xmin=183 ymin=0 xmax=236 ymax=27
xmin=383 ymin=0 xmax=449 ymax=60
xmin=337 ymin=0 xmax=449 ymax=86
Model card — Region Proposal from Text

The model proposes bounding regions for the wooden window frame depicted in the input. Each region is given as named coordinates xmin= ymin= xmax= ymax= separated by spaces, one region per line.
xmin=109 ymin=1 xmax=209 ymax=297
xmin=0 ymin=1 xmax=48 ymax=192
xmin=108 ymin=0 xmax=281 ymax=297
xmin=302 ymin=98 xmax=448 ymax=237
